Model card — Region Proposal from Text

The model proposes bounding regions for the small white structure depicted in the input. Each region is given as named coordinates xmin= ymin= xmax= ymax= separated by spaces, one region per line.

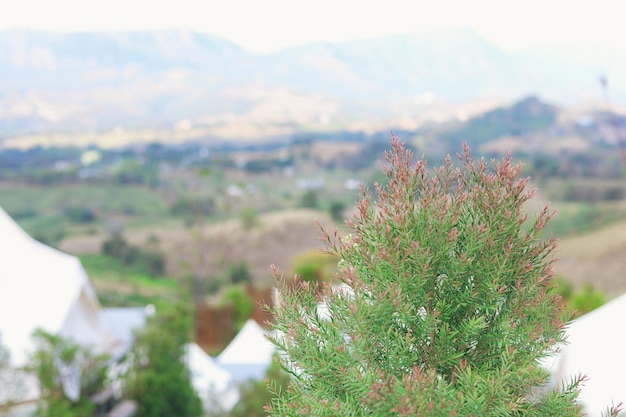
xmin=217 ymin=319 xmax=275 ymax=383
xmin=0 ymin=207 xmax=119 ymax=402
xmin=185 ymin=343 xmax=239 ymax=413
xmin=344 ymin=178 xmax=361 ymax=190
xmin=100 ymin=307 xmax=150 ymax=361
xmin=547 ymin=293 xmax=626 ymax=416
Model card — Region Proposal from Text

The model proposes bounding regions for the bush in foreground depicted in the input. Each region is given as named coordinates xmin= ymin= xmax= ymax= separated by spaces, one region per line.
xmin=269 ymin=137 xmax=619 ymax=416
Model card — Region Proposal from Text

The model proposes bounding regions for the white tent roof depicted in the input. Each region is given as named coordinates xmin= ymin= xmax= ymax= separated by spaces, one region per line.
xmin=216 ymin=319 xmax=276 ymax=384
xmin=547 ymin=293 xmax=626 ymax=416
xmin=0 ymin=207 xmax=118 ymax=367
xmin=217 ymin=319 xmax=274 ymax=365
xmin=185 ymin=343 xmax=239 ymax=413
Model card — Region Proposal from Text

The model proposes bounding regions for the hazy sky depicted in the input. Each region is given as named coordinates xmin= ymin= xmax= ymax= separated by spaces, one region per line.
xmin=0 ymin=0 xmax=623 ymax=53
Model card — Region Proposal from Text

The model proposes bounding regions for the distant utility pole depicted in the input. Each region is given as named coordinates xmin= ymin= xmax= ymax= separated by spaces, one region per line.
xmin=598 ymin=74 xmax=626 ymax=169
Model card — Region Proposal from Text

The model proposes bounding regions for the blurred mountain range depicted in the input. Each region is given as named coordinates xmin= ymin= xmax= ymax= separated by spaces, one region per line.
xmin=1 ymin=28 xmax=624 ymax=138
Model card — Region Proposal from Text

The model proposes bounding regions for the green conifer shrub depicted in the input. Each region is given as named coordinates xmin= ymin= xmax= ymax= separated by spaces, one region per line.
xmin=268 ymin=137 xmax=621 ymax=416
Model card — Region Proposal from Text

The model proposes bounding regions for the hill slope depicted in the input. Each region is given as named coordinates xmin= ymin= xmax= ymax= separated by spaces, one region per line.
xmin=60 ymin=208 xmax=341 ymax=288
xmin=557 ymin=218 xmax=626 ymax=298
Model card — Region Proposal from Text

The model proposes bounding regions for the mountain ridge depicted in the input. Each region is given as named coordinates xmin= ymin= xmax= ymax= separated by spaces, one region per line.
xmin=0 ymin=28 xmax=620 ymax=138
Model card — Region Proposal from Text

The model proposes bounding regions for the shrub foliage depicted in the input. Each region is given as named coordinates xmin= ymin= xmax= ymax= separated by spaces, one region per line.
xmin=125 ymin=302 xmax=203 ymax=417
xmin=269 ymin=137 xmax=612 ymax=416
xmin=28 ymin=330 xmax=106 ymax=417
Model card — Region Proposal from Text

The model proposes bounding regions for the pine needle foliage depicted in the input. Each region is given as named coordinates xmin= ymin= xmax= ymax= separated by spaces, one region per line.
xmin=268 ymin=136 xmax=611 ymax=416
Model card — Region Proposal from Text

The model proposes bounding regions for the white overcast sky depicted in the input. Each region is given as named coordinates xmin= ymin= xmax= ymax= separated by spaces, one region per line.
xmin=0 ymin=0 xmax=623 ymax=53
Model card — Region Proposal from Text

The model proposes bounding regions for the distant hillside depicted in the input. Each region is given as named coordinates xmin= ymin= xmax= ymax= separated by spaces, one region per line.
xmin=437 ymin=96 xmax=558 ymax=145
xmin=59 ymin=208 xmax=341 ymax=288
xmin=0 ymin=28 xmax=622 ymax=140
xmin=267 ymin=29 xmax=521 ymax=100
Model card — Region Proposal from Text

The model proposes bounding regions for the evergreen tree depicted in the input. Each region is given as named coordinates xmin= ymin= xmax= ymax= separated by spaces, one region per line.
xmin=269 ymin=137 xmax=620 ymax=416
xmin=125 ymin=301 xmax=203 ymax=417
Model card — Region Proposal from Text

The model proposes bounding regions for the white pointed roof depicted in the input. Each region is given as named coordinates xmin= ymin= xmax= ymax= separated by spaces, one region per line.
xmin=186 ymin=343 xmax=232 ymax=391
xmin=548 ymin=293 xmax=626 ymax=416
xmin=217 ymin=319 xmax=274 ymax=365
xmin=185 ymin=343 xmax=239 ymax=412
xmin=0 ymin=207 xmax=117 ymax=367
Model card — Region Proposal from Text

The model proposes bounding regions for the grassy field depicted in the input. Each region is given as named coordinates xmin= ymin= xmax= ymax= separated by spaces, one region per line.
xmin=0 ymin=184 xmax=170 ymax=243
xmin=37 ymin=176 xmax=624 ymax=304
xmin=514 ymin=184 xmax=626 ymax=298
xmin=556 ymin=218 xmax=626 ymax=299
xmin=537 ymin=199 xmax=626 ymax=238
xmin=4 ymin=162 xmax=625 ymax=307
xmin=0 ymin=173 xmax=358 ymax=305
xmin=79 ymin=253 xmax=181 ymax=306
xmin=0 ymin=184 xmax=168 ymax=216
xmin=62 ymin=208 xmax=345 ymax=290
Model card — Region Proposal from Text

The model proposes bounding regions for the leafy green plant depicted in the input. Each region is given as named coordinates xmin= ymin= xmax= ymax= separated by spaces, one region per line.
xmin=228 ymin=261 xmax=252 ymax=285
xmin=569 ymin=284 xmax=605 ymax=317
xmin=269 ymin=137 xmax=616 ymax=416
xmin=101 ymin=234 xmax=165 ymax=276
xmin=553 ymin=278 xmax=606 ymax=317
xmin=290 ymin=250 xmax=339 ymax=284
xmin=328 ymin=201 xmax=346 ymax=222
xmin=219 ymin=286 xmax=254 ymax=332
xmin=28 ymin=330 xmax=106 ymax=417
xmin=124 ymin=301 xmax=203 ymax=417
xmin=0 ymin=338 xmax=25 ymax=417
xmin=63 ymin=205 xmax=97 ymax=223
